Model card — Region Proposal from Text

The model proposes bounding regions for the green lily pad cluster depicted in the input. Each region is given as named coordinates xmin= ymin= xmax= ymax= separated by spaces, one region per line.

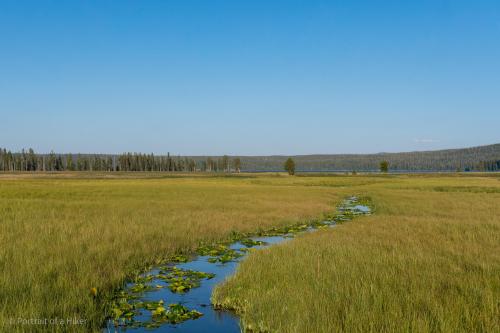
xmin=169 ymin=254 xmax=190 ymax=263
xmin=109 ymin=292 xmax=141 ymax=324
xmin=127 ymin=266 xmax=216 ymax=295
xmin=156 ymin=266 xmax=215 ymax=293
xmin=128 ymin=274 xmax=156 ymax=293
xmin=196 ymin=237 xmax=268 ymax=263
xmin=108 ymin=266 xmax=215 ymax=327
xmin=208 ymin=249 xmax=244 ymax=263
xmin=158 ymin=265 xmax=215 ymax=280
xmin=239 ymin=238 xmax=267 ymax=247
xmin=109 ymin=298 xmax=203 ymax=329
xmin=255 ymin=222 xmax=314 ymax=238
xmin=129 ymin=282 xmax=154 ymax=293
xmin=151 ymin=302 xmax=203 ymax=324
xmin=196 ymin=244 xmax=245 ymax=263
xmin=334 ymin=196 xmax=372 ymax=223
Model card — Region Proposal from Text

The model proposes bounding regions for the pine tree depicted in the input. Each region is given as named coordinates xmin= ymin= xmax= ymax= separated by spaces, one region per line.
xmin=66 ymin=155 xmax=74 ymax=171
xmin=380 ymin=160 xmax=389 ymax=173
xmin=48 ymin=151 xmax=56 ymax=171
xmin=222 ymin=155 xmax=229 ymax=172
xmin=27 ymin=148 xmax=37 ymax=171
xmin=284 ymin=158 xmax=295 ymax=175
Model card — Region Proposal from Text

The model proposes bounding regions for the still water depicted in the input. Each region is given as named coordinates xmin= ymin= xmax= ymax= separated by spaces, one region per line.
xmin=105 ymin=197 xmax=371 ymax=333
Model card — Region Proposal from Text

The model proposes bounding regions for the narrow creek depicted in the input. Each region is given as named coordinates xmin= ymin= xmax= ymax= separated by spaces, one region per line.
xmin=104 ymin=196 xmax=372 ymax=333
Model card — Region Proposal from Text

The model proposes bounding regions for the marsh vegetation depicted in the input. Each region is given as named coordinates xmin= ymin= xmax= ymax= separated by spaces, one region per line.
xmin=106 ymin=196 xmax=371 ymax=331
xmin=0 ymin=173 xmax=335 ymax=332
xmin=213 ymin=174 xmax=500 ymax=332
xmin=0 ymin=173 xmax=498 ymax=332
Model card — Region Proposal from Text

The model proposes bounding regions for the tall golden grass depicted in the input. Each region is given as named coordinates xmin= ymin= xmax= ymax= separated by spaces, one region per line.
xmin=0 ymin=173 xmax=336 ymax=332
xmin=213 ymin=174 xmax=500 ymax=332
xmin=1 ymin=173 xmax=498 ymax=332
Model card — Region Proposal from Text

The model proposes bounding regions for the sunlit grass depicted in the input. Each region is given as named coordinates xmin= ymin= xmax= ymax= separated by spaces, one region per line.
xmin=213 ymin=175 xmax=500 ymax=332
xmin=1 ymin=173 xmax=499 ymax=332
xmin=0 ymin=173 xmax=337 ymax=332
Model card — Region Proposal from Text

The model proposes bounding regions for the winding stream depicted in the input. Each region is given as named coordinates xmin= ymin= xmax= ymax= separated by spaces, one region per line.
xmin=105 ymin=196 xmax=372 ymax=333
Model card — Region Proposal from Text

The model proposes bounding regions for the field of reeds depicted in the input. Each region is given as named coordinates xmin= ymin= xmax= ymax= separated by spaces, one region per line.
xmin=1 ymin=172 xmax=499 ymax=332
xmin=213 ymin=173 xmax=500 ymax=332
xmin=0 ymin=172 xmax=337 ymax=332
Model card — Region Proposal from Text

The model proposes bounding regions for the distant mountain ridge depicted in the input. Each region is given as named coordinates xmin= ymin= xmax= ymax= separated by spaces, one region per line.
xmin=226 ymin=143 xmax=500 ymax=171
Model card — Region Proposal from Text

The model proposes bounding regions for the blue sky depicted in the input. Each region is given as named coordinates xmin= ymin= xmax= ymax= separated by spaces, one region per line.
xmin=1 ymin=0 xmax=499 ymax=155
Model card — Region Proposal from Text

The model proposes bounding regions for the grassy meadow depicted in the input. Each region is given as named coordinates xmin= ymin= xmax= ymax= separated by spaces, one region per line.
xmin=0 ymin=172 xmax=338 ymax=332
xmin=0 ymin=172 xmax=499 ymax=332
xmin=213 ymin=174 xmax=500 ymax=332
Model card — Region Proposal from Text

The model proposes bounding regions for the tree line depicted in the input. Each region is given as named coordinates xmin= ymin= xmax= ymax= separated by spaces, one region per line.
xmin=0 ymin=148 xmax=242 ymax=173
xmin=237 ymin=144 xmax=500 ymax=172
xmin=1 ymin=144 xmax=498 ymax=173
xmin=469 ymin=159 xmax=500 ymax=172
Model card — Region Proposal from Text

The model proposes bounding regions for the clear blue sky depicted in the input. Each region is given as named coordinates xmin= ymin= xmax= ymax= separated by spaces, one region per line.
xmin=1 ymin=1 xmax=499 ymax=155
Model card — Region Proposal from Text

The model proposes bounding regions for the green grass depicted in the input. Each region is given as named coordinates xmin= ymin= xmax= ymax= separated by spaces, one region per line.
xmin=1 ymin=173 xmax=499 ymax=332
xmin=213 ymin=174 xmax=500 ymax=332
xmin=0 ymin=173 xmax=337 ymax=332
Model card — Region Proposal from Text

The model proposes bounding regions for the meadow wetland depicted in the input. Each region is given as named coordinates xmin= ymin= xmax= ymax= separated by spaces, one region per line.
xmin=0 ymin=172 xmax=335 ymax=332
xmin=0 ymin=172 xmax=499 ymax=332
xmin=106 ymin=196 xmax=371 ymax=332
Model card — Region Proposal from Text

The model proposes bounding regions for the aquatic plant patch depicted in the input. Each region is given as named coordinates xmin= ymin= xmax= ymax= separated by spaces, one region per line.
xmin=151 ymin=303 xmax=203 ymax=325
xmin=108 ymin=298 xmax=203 ymax=329
xmin=239 ymin=238 xmax=267 ymax=247
xmin=105 ymin=196 xmax=372 ymax=331
xmin=156 ymin=267 xmax=215 ymax=293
